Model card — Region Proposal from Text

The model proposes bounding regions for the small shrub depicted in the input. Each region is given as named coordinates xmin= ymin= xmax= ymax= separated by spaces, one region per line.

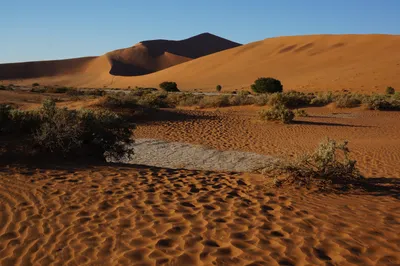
xmin=253 ymin=94 xmax=269 ymax=106
xmin=334 ymin=94 xmax=362 ymax=108
xmin=267 ymin=93 xmax=284 ymax=106
xmin=159 ymin=82 xmax=179 ymax=92
xmin=267 ymin=139 xmax=362 ymax=186
xmin=281 ymin=91 xmax=313 ymax=107
xmin=251 ymin=77 xmax=283 ymax=94
xmin=199 ymin=95 xmax=230 ymax=108
xmin=310 ymin=92 xmax=334 ymax=106
xmin=386 ymin=86 xmax=395 ymax=95
xmin=32 ymin=83 xmax=40 ymax=87
xmin=216 ymin=85 xmax=222 ymax=92
xmin=229 ymin=92 xmax=255 ymax=106
xmin=259 ymin=104 xmax=294 ymax=124
xmin=294 ymin=109 xmax=309 ymax=117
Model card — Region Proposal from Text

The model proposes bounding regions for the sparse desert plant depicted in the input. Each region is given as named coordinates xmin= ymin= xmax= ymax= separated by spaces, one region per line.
xmin=198 ymin=95 xmax=230 ymax=108
xmin=334 ymin=94 xmax=362 ymax=108
xmin=254 ymin=94 xmax=269 ymax=106
xmin=216 ymin=85 xmax=222 ymax=92
xmin=294 ymin=109 xmax=309 ymax=117
xmin=281 ymin=91 xmax=313 ymax=107
xmin=32 ymin=99 xmax=134 ymax=158
xmin=386 ymin=86 xmax=395 ymax=95
xmin=159 ymin=81 xmax=180 ymax=92
xmin=310 ymin=92 xmax=334 ymax=106
xmin=259 ymin=104 xmax=294 ymax=124
xmin=229 ymin=91 xmax=255 ymax=106
xmin=266 ymin=138 xmax=362 ymax=187
xmin=32 ymin=83 xmax=40 ymax=87
xmin=251 ymin=77 xmax=283 ymax=94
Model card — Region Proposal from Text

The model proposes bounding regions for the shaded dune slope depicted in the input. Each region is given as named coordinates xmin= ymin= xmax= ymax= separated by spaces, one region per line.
xmin=107 ymin=33 xmax=241 ymax=76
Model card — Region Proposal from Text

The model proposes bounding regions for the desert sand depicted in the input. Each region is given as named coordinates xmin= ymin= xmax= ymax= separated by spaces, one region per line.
xmin=0 ymin=163 xmax=399 ymax=266
xmin=1 ymin=34 xmax=400 ymax=92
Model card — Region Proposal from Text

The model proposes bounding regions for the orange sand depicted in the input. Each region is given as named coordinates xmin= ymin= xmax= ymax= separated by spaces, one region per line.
xmin=0 ymin=164 xmax=398 ymax=265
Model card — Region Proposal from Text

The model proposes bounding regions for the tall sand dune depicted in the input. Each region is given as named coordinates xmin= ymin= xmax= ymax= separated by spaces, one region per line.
xmin=1 ymin=34 xmax=399 ymax=92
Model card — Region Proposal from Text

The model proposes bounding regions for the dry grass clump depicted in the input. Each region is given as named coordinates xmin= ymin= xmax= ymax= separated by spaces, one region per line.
xmin=334 ymin=94 xmax=363 ymax=108
xmin=265 ymin=139 xmax=362 ymax=188
xmin=259 ymin=104 xmax=294 ymax=124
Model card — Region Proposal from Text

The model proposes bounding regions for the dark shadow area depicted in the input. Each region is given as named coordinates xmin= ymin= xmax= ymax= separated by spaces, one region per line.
xmin=354 ymin=177 xmax=400 ymax=199
xmin=293 ymin=120 xmax=370 ymax=128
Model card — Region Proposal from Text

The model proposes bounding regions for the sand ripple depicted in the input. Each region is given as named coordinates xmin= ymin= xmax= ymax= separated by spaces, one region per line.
xmin=0 ymin=165 xmax=399 ymax=265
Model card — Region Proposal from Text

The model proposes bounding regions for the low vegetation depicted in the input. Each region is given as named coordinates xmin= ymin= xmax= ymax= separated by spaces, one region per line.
xmin=259 ymin=104 xmax=294 ymax=124
xmin=386 ymin=86 xmax=395 ymax=95
xmin=216 ymin=85 xmax=222 ymax=92
xmin=0 ymin=99 xmax=135 ymax=159
xmin=265 ymin=138 xmax=362 ymax=188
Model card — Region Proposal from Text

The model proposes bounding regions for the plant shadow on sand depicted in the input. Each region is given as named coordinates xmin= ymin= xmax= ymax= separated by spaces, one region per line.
xmin=292 ymin=120 xmax=371 ymax=128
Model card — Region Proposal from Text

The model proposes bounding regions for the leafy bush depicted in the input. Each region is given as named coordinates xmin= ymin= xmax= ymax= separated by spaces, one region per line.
xmin=251 ymin=77 xmax=283 ymax=94
xmin=216 ymin=85 xmax=222 ymax=92
xmin=267 ymin=139 xmax=362 ymax=187
xmin=259 ymin=104 xmax=294 ymax=124
xmin=386 ymin=86 xmax=395 ymax=95
xmin=159 ymin=81 xmax=179 ymax=92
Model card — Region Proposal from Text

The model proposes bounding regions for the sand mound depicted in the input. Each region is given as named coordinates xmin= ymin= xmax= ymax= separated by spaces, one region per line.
xmin=0 ymin=165 xmax=398 ymax=265
xmin=4 ymin=34 xmax=399 ymax=93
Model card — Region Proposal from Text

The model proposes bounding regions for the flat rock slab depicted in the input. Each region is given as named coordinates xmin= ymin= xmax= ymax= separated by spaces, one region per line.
xmin=109 ymin=138 xmax=278 ymax=172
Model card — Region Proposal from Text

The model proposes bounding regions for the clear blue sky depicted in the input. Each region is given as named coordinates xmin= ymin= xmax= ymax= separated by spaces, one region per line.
xmin=1 ymin=0 xmax=399 ymax=63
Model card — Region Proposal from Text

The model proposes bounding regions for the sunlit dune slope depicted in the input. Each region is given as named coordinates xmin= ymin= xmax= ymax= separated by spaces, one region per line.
xmin=2 ymin=34 xmax=400 ymax=92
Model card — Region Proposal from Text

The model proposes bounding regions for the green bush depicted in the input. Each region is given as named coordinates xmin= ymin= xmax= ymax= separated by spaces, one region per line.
xmin=251 ymin=77 xmax=283 ymax=94
xmin=269 ymin=139 xmax=362 ymax=186
xmin=216 ymin=85 xmax=222 ymax=92
xmin=363 ymin=94 xmax=400 ymax=110
xmin=259 ymin=104 xmax=294 ymax=124
xmin=159 ymin=82 xmax=180 ymax=92
xmin=281 ymin=91 xmax=313 ymax=107
xmin=386 ymin=86 xmax=395 ymax=95
xmin=254 ymin=94 xmax=269 ymax=106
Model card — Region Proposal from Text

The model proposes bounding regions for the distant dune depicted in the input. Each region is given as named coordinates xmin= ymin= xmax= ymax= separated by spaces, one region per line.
xmin=0 ymin=33 xmax=241 ymax=81
xmin=1 ymin=34 xmax=399 ymax=92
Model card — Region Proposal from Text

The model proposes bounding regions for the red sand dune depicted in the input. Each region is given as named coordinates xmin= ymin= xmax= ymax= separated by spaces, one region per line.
xmin=1 ymin=34 xmax=400 ymax=92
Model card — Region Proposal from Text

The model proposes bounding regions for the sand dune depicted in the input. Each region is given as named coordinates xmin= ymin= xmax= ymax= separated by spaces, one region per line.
xmin=0 ymin=33 xmax=241 ymax=82
xmin=2 ymin=34 xmax=400 ymax=92
xmin=107 ymin=33 xmax=241 ymax=76
xmin=0 ymin=164 xmax=398 ymax=265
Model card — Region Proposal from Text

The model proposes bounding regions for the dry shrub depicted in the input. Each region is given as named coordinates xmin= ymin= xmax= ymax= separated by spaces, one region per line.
xmin=259 ymin=104 xmax=294 ymax=124
xmin=265 ymin=139 xmax=362 ymax=188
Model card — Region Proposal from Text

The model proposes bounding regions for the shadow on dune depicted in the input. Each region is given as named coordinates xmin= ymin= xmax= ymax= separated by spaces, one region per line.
xmin=355 ymin=177 xmax=400 ymax=199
